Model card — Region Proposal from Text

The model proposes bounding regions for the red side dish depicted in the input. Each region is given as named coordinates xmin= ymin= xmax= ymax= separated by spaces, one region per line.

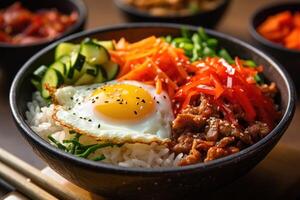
xmin=0 ymin=2 xmax=78 ymax=45
xmin=257 ymin=11 xmax=300 ymax=50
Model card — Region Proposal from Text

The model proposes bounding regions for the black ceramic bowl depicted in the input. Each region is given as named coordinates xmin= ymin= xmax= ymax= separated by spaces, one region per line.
xmin=250 ymin=1 xmax=300 ymax=90
xmin=114 ymin=0 xmax=231 ymax=28
xmin=0 ymin=0 xmax=87 ymax=78
xmin=10 ymin=23 xmax=295 ymax=199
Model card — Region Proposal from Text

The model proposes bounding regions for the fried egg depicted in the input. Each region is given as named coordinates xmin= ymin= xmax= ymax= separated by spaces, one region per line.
xmin=53 ymin=80 xmax=174 ymax=143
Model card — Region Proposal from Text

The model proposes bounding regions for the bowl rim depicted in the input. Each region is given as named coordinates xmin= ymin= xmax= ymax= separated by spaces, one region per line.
xmin=0 ymin=0 xmax=87 ymax=48
xmin=113 ymin=0 xmax=230 ymax=19
xmin=249 ymin=1 xmax=300 ymax=55
xmin=10 ymin=23 xmax=296 ymax=175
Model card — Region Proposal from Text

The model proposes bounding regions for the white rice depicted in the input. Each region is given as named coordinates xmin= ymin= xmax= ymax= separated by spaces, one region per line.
xmin=26 ymin=91 xmax=183 ymax=168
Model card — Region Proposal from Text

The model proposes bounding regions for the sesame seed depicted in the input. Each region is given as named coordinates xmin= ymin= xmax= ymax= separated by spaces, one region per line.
xmin=70 ymin=97 xmax=73 ymax=100
xmin=141 ymin=99 xmax=146 ymax=103
xmin=163 ymin=95 xmax=166 ymax=99
xmin=79 ymin=117 xmax=83 ymax=119
xmin=134 ymin=111 xmax=137 ymax=115
xmin=136 ymin=97 xmax=140 ymax=99
xmin=156 ymin=101 xmax=160 ymax=104
xmin=88 ymin=119 xmax=92 ymax=122
xmin=98 ymin=124 xmax=101 ymax=128
xmin=95 ymin=96 xmax=99 ymax=99
xmin=73 ymin=113 xmax=76 ymax=115
xmin=104 ymin=100 xmax=109 ymax=103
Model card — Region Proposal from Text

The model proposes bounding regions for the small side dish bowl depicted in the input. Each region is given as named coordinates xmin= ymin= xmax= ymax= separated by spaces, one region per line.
xmin=10 ymin=23 xmax=295 ymax=199
xmin=0 ymin=0 xmax=87 ymax=77
xmin=249 ymin=1 xmax=300 ymax=90
xmin=113 ymin=0 xmax=231 ymax=28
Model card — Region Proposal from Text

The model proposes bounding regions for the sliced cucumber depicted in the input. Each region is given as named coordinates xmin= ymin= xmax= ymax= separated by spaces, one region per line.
xmin=70 ymin=52 xmax=85 ymax=71
xmin=77 ymin=62 xmax=97 ymax=78
xmin=41 ymin=68 xmax=64 ymax=98
xmin=59 ymin=55 xmax=71 ymax=70
xmin=64 ymin=52 xmax=85 ymax=81
xmin=86 ymin=67 xmax=98 ymax=77
xmin=93 ymin=40 xmax=114 ymax=50
xmin=55 ymin=43 xmax=79 ymax=60
xmin=80 ymin=42 xmax=110 ymax=65
xmin=75 ymin=63 xmax=98 ymax=86
xmin=32 ymin=65 xmax=48 ymax=81
xmin=66 ymin=67 xmax=81 ymax=83
xmin=102 ymin=61 xmax=119 ymax=81
xmin=94 ymin=65 xmax=106 ymax=83
xmin=49 ymin=61 xmax=65 ymax=76
xmin=58 ymin=55 xmax=73 ymax=84
xmin=75 ymin=73 xmax=96 ymax=86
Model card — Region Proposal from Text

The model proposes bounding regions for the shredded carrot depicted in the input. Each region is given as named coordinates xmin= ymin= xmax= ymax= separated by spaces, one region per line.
xmin=118 ymin=60 xmax=152 ymax=81
xmin=125 ymin=36 xmax=157 ymax=50
xmin=155 ymin=76 xmax=162 ymax=94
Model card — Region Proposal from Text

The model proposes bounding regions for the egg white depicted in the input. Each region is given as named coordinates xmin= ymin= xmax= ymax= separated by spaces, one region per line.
xmin=53 ymin=80 xmax=174 ymax=144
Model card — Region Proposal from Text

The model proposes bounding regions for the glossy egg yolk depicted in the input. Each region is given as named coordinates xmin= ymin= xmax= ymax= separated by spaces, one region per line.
xmin=91 ymin=84 xmax=155 ymax=122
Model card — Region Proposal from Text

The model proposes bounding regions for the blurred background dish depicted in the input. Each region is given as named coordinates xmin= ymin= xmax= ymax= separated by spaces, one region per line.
xmin=0 ymin=0 xmax=87 ymax=79
xmin=250 ymin=1 xmax=300 ymax=90
xmin=113 ymin=0 xmax=231 ymax=28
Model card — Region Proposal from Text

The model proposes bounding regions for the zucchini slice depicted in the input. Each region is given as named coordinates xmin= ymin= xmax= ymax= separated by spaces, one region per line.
xmin=80 ymin=42 xmax=110 ymax=65
xmin=86 ymin=67 xmax=98 ymax=77
xmin=41 ymin=68 xmax=64 ymax=98
xmin=55 ymin=43 xmax=79 ymax=60
xmin=75 ymin=63 xmax=98 ymax=85
xmin=93 ymin=65 xmax=106 ymax=83
xmin=32 ymin=65 xmax=48 ymax=81
xmin=93 ymin=40 xmax=114 ymax=50
xmin=49 ymin=61 xmax=66 ymax=76
xmin=102 ymin=61 xmax=119 ymax=81
xmin=58 ymin=55 xmax=73 ymax=84
xmin=70 ymin=52 xmax=85 ymax=71
xmin=64 ymin=52 xmax=85 ymax=81
xmin=75 ymin=73 xmax=96 ymax=86
xmin=59 ymin=55 xmax=71 ymax=71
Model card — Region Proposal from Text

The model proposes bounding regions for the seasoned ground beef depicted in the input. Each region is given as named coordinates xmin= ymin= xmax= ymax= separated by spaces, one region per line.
xmin=170 ymin=94 xmax=274 ymax=165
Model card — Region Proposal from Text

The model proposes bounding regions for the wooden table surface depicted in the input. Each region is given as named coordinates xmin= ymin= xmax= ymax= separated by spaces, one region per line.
xmin=0 ymin=0 xmax=299 ymax=198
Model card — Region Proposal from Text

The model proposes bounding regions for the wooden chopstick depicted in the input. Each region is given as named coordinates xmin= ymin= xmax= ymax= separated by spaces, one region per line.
xmin=0 ymin=161 xmax=58 ymax=200
xmin=0 ymin=148 xmax=87 ymax=200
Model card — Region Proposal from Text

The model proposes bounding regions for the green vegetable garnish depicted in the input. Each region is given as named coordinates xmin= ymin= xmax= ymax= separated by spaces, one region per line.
xmin=77 ymin=143 xmax=113 ymax=158
xmin=48 ymin=135 xmax=66 ymax=151
xmin=244 ymin=60 xmax=257 ymax=68
xmin=218 ymin=49 xmax=234 ymax=64
xmin=47 ymin=131 xmax=117 ymax=162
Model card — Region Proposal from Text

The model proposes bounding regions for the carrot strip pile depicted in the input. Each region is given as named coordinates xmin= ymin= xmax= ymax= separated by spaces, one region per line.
xmin=110 ymin=36 xmax=279 ymax=129
xmin=111 ymin=36 xmax=190 ymax=98
xmin=257 ymin=11 xmax=300 ymax=50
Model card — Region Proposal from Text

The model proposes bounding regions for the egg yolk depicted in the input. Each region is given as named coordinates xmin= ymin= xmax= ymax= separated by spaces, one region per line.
xmin=91 ymin=84 xmax=155 ymax=122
